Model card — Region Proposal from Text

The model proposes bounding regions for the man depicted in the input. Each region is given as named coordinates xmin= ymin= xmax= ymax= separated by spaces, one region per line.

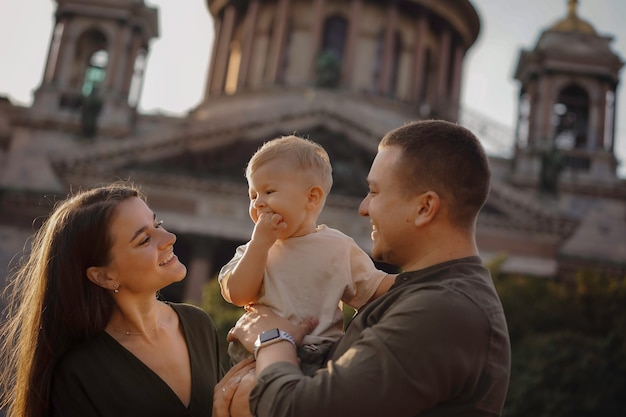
xmin=215 ymin=120 xmax=511 ymax=417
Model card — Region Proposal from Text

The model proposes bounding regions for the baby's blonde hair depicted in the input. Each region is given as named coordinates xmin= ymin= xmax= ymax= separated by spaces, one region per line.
xmin=246 ymin=135 xmax=333 ymax=194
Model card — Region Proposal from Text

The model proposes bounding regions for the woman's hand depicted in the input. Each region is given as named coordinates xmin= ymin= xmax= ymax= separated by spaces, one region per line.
xmin=231 ymin=367 xmax=257 ymax=417
xmin=213 ymin=358 xmax=255 ymax=417
xmin=227 ymin=304 xmax=318 ymax=353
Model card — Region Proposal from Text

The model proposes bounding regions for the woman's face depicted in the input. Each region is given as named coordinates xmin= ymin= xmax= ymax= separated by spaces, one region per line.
xmin=102 ymin=197 xmax=187 ymax=294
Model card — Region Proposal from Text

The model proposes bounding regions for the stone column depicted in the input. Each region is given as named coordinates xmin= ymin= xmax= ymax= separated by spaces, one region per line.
xmin=378 ymin=1 xmax=398 ymax=95
xmin=123 ymin=35 xmax=143 ymax=95
xmin=204 ymin=16 xmax=222 ymax=100
xmin=526 ymin=80 xmax=537 ymax=145
xmin=307 ymin=0 xmax=326 ymax=80
xmin=436 ymin=28 xmax=451 ymax=99
xmin=411 ymin=14 xmax=428 ymax=103
xmin=113 ymin=25 xmax=133 ymax=94
xmin=183 ymin=237 xmax=215 ymax=304
xmin=57 ymin=24 xmax=77 ymax=89
xmin=265 ymin=0 xmax=290 ymax=83
xmin=588 ymin=93 xmax=600 ymax=151
xmin=210 ymin=5 xmax=237 ymax=95
xmin=534 ymin=76 xmax=552 ymax=145
xmin=448 ymin=43 xmax=465 ymax=121
xmin=595 ymin=83 xmax=608 ymax=150
xmin=607 ymin=86 xmax=617 ymax=152
xmin=44 ymin=19 xmax=67 ymax=84
xmin=341 ymin=0 xmax=362 ymax=87
xmin=238 ymin=0 xmax=260 ymax=89
xmin=103 ymin=23 xmax=122 ymax=92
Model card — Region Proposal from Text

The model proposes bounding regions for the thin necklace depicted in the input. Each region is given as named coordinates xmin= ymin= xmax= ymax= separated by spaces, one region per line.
xmin=114 ymin=319 xmax=161 ymax=336
xmin=116 ymin=328 xmax=143 ymax=336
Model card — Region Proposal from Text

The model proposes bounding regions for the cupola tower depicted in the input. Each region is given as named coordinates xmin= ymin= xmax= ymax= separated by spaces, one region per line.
xmin=30 ymin=0 xmax=158 ymax=136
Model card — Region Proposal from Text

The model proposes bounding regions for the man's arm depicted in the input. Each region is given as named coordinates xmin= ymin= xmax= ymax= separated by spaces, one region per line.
xmin=245 ymin=287 xmax=498 ymax=417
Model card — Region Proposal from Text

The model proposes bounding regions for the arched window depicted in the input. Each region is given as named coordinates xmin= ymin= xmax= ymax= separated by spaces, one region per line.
xmin=74 ymin=29 xmax=108 ymax=95
xmin=372 ymin=30 xmax=402 ymax=96
xmin=321 ymin=15 xmax=347 ymax=63
xmin=553 ymin=84 xmax=589 ymax=150
xmin=316 ymin=16 xmax=347 ymax=88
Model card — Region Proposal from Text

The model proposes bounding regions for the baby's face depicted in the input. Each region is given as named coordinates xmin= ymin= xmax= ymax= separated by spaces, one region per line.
xmin=247 ymin=160 xmax=313 ymax=237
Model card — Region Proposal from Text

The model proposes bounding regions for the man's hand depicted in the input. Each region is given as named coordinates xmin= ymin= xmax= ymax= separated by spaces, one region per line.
xmin=227 ymin=305 xmax=318 ymax=353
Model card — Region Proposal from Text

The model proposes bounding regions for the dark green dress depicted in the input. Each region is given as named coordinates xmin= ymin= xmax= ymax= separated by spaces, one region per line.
xmin=51 ymin=303 xmax=223 ymax=417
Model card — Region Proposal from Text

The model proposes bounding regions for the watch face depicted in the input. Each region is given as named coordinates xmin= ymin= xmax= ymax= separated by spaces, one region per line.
xmin=259 ymin=328 xmax=281 ymax=343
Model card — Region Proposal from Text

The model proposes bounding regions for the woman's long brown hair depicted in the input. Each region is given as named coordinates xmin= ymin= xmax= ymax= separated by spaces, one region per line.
xmin=0 ymin=182 xmax=142 ymax=417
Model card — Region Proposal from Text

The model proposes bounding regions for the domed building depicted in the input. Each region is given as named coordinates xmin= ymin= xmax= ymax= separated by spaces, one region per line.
xmin=0 ymin=0 xmax=624 ymax=304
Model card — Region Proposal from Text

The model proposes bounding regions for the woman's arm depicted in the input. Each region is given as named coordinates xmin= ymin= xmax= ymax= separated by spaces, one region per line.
xmin=213 ymin=358 xmax=256 ymax=417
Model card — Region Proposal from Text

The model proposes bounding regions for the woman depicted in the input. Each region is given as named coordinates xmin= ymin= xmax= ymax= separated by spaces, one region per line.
xmin=0 ymin=182 xmax=223 ymax=417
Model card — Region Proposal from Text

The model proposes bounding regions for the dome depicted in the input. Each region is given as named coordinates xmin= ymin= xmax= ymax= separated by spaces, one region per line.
xmin=548 ymin=0 xmax=597 ymax=35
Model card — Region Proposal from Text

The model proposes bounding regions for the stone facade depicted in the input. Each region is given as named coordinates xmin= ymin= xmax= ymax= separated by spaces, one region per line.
xmin=1 ymin=0 xmax=624 ymax=304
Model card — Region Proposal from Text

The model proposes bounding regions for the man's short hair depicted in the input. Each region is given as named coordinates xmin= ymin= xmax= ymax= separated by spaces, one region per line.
xmin=380 ymin=120 xmax=491 ymax=228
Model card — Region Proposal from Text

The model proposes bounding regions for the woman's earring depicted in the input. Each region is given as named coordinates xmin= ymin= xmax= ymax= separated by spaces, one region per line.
xmin=113 ymin=284 xmax=119 ymax=294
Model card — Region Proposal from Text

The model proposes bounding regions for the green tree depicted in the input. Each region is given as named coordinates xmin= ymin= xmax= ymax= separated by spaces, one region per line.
xmin=489 ymin=259 xmax=626 ymax=417
xmin=201 ymin=277 xmax=242 ymax=370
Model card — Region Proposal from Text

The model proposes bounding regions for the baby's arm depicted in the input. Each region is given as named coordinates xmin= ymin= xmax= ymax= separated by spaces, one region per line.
xmin=221 ymin=212 xmax=287 ymax=306
xmin=369 ymin=273 xmax=397 ymax=301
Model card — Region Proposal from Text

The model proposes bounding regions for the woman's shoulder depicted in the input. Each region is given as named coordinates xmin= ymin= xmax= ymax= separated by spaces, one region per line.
xmin=167 ymin=302 xmax=218 ymax=335
xmin=54 ymin=332 xmax=115 ymax=374
xmin=167 ymin=302 xmax=213 ymax=322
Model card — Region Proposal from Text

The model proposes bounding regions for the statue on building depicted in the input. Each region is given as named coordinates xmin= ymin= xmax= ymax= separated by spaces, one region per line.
xmin=539 ymin=142 xmax=565 ymax=196
xmin=80 ymin=87 xmax=103 ymax=138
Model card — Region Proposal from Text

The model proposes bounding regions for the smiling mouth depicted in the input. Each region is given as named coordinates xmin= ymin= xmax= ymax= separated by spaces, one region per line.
xmin=159 ymin=252 xmax=175 ymax=266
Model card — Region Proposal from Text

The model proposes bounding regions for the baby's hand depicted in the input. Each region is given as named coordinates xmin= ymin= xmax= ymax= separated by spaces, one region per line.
xmin=251 ymin=211 xmax=287 ymax=247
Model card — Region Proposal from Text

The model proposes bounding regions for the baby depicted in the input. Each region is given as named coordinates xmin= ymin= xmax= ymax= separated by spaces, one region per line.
xmin=218 ymin=135 xmax=394 ymax=374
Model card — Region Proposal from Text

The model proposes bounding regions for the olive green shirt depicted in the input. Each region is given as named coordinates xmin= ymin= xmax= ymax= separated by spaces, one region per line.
xmin=51 ymin=303 xmax=223 ymax=417
xmin=250 ymin=257 xmax=511 ymax=417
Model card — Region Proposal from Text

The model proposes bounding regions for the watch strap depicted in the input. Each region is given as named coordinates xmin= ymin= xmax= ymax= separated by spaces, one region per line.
xmin=254 ymin=329 xmax=296 ymax=359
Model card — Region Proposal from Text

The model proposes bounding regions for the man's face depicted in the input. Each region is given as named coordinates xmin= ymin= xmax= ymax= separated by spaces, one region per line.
xmin=359 ymin=146 xmax=419 ymax=269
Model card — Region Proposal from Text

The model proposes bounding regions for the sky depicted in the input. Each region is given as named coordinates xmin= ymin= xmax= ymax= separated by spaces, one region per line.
xmin=1 ymin=0 xmax=625 ymax=177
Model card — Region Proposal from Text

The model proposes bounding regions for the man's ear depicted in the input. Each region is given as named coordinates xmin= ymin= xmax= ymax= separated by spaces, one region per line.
xmin=86 ymin=266 xmax=115 ymax=290
xmin=306 ymin=186 xmax=324 ymax=210
xmin=414 ymin=191 xmax=440 ymax=227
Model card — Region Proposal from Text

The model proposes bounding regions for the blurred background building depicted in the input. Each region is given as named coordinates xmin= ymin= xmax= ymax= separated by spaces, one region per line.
xmin=0 ymin=0 xmax=624 ymax=305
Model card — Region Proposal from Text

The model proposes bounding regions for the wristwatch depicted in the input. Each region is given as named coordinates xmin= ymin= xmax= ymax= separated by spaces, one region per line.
xmin=254 ymin=328 xmax=296 ymax=359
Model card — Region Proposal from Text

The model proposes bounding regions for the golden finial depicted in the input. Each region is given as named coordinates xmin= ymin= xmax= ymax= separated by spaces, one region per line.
xmin=567 ymin=0 xmax=578 ymax=16
xmin=549 ymin=0 xmax=596 ymax=35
